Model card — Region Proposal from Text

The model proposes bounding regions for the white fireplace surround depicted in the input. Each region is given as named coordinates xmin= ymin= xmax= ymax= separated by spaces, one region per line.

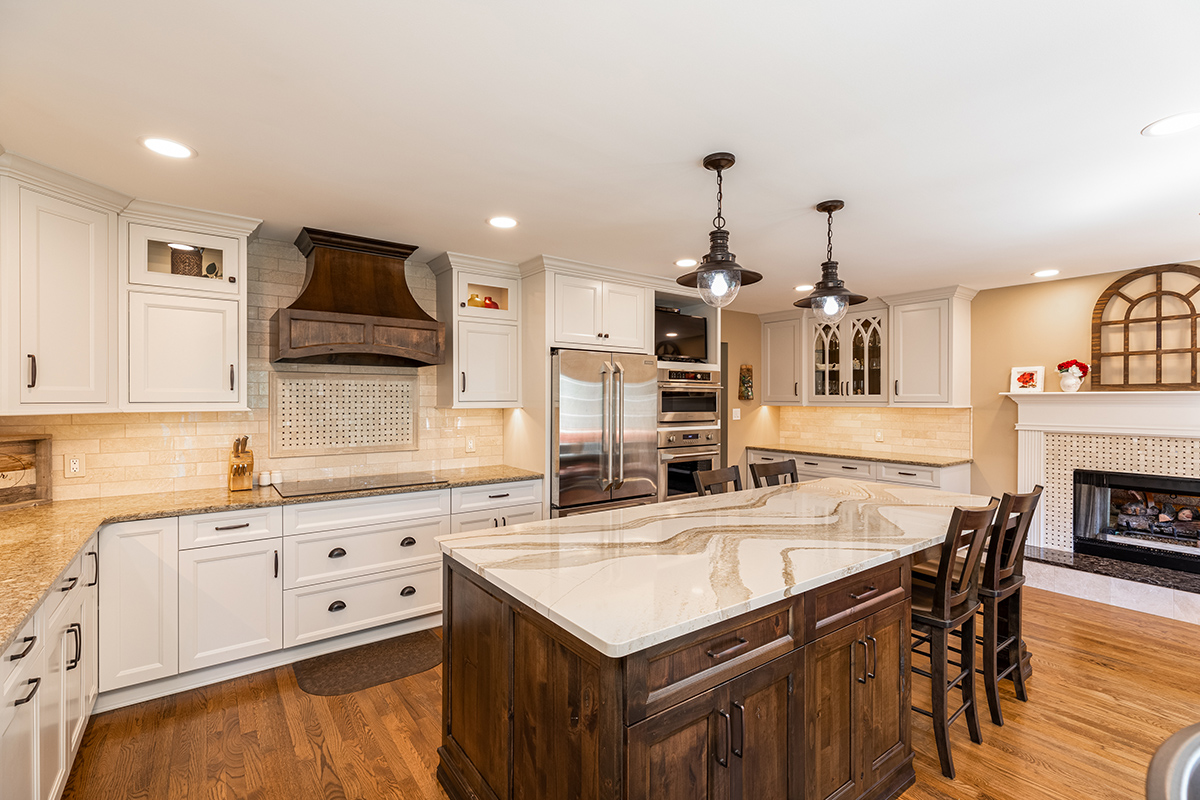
xmin=1006 ymin=391 xmax=1200 ymax=550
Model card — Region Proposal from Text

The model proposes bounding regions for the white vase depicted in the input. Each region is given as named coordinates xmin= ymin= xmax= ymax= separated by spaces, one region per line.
xmin=1059 ymin=372 xmax=1082 ymax=392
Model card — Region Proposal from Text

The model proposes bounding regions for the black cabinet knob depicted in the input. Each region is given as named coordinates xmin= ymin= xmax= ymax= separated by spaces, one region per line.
xmin=328 ymin=547 xmax=347 ymax=559
xmin=400 ymin=586 xmax=417 ymax=597
xmin=400 ymin=537 xmax=416 ymax=547
xmin=328 ymin=600 xmax=347 ymax=612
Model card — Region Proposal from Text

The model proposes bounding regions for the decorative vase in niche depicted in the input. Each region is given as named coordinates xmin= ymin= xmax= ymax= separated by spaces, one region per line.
xmin=466 ymin=293 xmax=484 ymax=308
xmin=1059 ymin=372 xmax=1082 ymax=393
xmin=483 ymin=296 xmax=499 ymax=309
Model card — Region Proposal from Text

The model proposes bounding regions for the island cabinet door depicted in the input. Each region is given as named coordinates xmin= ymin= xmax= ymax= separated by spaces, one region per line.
xmin=804 ymin=623 xmax=861 ymax=800
xmin=728 ymin=649 xmax=804 ymax=800
xmin=857 ymin=601 xmax=911 ymax=792
xmin=626 ymin=684 xmax=732 ymax=800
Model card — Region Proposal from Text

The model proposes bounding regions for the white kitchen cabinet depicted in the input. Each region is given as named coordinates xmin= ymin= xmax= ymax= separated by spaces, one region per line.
xmin=127 ymin=223 xmax=240 ymax=296
xmin=457 ymin=321 xmax=520 ymax=405
xmin=16 ymin=187 xmax=115 ymax=407
xmin=282 ymin=516 xmax=447 ymax=590
xmin=127 ymin=291 xmax=240 ymax=404
xmin=450 ymin=501 xmax=544 ymax=534
xmin=745 ymin=449 xmax=971 ymax=493
xmin=552 ymin=274 xmax=648 ymax=352
xmin=431 ymin=255 xmax=523 ymax=408
xmin=809 ymin=306 xmax=887 ymax=405
xmin=98 ymin=518 xmax=179 ymax=692
xmin=178 ymin=538 xmax=284 ymax=673
xmin=762 ymin=319 xmax=802 ymax=403
xmin=80 ymin=541 xmax=99 ymax=731
xmin=0 ymin=639 xmax=40 ymax=800
xmin=885 ymin=286 xmax=974 ymax=407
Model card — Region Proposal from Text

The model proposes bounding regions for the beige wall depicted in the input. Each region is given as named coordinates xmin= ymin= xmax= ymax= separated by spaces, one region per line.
xmin=778 ymin=406 xmax=971 ymax=459
xmin=970 ymin=269 xmax=1127 ymax=497
xmin=722 ymin=310 xmax=779 ymax=471
xmin=0 ymin=239 xmax=503 ymax=501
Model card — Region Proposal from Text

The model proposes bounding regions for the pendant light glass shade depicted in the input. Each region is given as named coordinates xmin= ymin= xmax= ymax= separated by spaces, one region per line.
xmin=794 ymin=200 xmax=866 ymax=317
xmin=678 ymin=152 xmax=762 ymax=308
xmin=811 ymin=294 xmax=848 ymax=324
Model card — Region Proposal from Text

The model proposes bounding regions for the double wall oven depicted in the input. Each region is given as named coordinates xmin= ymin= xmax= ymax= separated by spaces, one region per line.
xmin=657 ymin=368 xmax=721 ymax=503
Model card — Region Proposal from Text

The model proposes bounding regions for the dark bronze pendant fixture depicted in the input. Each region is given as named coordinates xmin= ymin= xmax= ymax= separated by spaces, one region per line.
xmin=676 ymin=152 xmax=762 ymax=308
xmin=793 ymin=199 xmax=866 ymax=324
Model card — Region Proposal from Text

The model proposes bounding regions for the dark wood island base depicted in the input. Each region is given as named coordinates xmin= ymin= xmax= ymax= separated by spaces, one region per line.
xmin=438 ymin=555 xmax=915 ymax=800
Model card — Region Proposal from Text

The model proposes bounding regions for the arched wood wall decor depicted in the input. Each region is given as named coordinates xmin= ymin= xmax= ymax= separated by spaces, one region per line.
xmin=1091 ymin=263 xmax=1200 ymax=390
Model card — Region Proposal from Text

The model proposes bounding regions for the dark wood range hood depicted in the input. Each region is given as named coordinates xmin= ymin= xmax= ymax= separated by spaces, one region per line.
xmin=270 ymin=228 xmax=445 ymax=367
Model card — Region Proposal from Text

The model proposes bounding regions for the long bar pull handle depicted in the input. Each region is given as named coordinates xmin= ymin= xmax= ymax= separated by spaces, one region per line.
xmin=461 ymin=372 xmax=466 ymax=393
xmin=67 ymin=624 xmax=82 ymax=670
xmin=614 ymin=361 xmax=625 ymax=490
xmin=794 ymin=381 xmax=798 ymax=397
xmin=10 ymin=636 xmax=36 ymax=661
xmin=87 ymin=551 xmax=99 ymax=587
xmin=230 ymin=364 xmax=235 ymax=391
xmin=27 ymin=354 xmax=36 ymax=389
xmin=866 ymin=634 xmax=878 ymax=679
xmin=716 ymin=709 xmax=731 ymax=767
xmin=895 ymin=379 xmax=899 ymax=396
xmin=707 ymin=636 xmax=749 ymax=659
xmin=600 ymin=363 xmax=613 ymax=491
xmin=60 ymin=576 xmax=79 ymax=593
xmin=857 ymin=639 xmax=869 ymax=683
xmin=214 ymin=523 xmax=251 ymax=531
xmin=274 ymin=550 xmax=279 ymax=578
xmin=15 ymin=677 xmax=40 ymax=706
xmin=850 ymin=585 xmax=878 ymax=601
xmin=731 ymin=701 xmax=745 ymax=758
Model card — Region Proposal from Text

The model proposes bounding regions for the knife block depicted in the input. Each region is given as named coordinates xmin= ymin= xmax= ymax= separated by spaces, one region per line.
xmin=229 ymin=449 xmax=254 ymax=491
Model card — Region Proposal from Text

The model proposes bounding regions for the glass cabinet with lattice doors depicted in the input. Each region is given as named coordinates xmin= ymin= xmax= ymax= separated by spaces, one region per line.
xmin=1092 ymin=264 xmax=1200 ymax=390
xmin=809 ymin=305 xmax=888 ymax=404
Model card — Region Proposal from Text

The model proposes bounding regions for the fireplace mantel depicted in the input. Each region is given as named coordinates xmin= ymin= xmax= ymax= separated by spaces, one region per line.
xmin=1005 ymin=391 xmax=1200 ymax=549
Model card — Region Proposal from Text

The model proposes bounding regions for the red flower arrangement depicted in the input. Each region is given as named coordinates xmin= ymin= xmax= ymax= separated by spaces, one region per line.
xmin=1057 ymin=359 xmax=1089 ymax=378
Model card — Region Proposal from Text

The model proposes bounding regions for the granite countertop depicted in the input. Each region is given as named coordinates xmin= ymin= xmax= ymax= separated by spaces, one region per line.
xmin=0 ymin=464 xmax=541 ymax=652
xmin=748 ymin=445 xmax=973 ymax=468
xmin=439 ymin=477 xmax=990 ymax=657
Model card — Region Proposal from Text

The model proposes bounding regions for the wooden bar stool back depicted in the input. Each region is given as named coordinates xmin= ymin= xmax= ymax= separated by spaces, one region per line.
xmin=911 ymin=500 xmax=998 ymax=779
xmin=693 ymin=466 xmax=743 ymax=495
xmin=749 ymin=459 xmax=799 ymax=488
xmin=978 ymin=485 xmax=1043 ymax=726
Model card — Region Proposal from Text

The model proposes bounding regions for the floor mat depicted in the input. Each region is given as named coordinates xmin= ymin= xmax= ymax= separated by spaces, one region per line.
xmin=292 ymin=630 xmax=442 ymax=696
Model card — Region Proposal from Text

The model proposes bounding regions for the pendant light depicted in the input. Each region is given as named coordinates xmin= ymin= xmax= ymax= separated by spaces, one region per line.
xmin=676 ymin=152 xmax=762 ymax=308
xmin=793 ymin=199 xmax=866 ymax=324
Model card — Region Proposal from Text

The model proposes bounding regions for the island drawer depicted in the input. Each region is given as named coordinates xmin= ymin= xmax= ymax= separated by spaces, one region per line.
xmin=625 ymin=598 xmax=801 ymax=722
xmin=806 ymin=561 xmax=908 ymax=640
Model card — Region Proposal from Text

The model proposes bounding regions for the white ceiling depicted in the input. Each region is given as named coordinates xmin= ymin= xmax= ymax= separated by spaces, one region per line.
xmin=3 ymin=1 xmax=1200 ymax=313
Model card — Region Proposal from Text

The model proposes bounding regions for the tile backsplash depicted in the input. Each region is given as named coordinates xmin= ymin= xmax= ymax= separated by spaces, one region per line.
xmin=778 ymin=406 xmax=971 ymax=460
xmin=0 ymin=238 xmax=503 ymax=501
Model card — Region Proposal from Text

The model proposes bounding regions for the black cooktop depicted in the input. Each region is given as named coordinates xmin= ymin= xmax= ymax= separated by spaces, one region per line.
xmin=272 ymin=471 xmax=448 ymax=498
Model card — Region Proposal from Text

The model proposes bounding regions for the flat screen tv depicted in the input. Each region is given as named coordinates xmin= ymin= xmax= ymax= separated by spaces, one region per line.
xmin=655 ymin=309 xmax=707 ymax=362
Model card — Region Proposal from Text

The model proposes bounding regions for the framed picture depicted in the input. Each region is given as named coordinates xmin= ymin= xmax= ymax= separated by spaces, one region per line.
xmin=1010 ymin=366 xmax=1044 ymax=392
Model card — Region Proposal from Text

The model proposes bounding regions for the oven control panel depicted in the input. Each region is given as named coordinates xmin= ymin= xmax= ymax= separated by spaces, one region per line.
xmin=658 ymin=428 xmax=721 ymax=449
xmin=658 ymin=368 xmax=718 ymax=384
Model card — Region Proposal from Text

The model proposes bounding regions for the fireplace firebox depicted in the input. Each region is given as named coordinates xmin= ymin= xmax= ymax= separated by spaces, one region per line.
xmin=1074 ymin=469 xmax=1200 ymax=574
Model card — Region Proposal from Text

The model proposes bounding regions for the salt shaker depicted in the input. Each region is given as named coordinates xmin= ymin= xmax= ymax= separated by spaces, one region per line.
xmin=258 ymin=471 xmax=272 ymax=487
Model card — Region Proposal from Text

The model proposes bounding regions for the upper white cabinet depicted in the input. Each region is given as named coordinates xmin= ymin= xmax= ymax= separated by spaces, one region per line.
xmin=127 ymin=292 xmax=240 ymax=404
xmin=884 ymin=286 xmax=975 ymax=407
xmin=762 ymin=319 xmax=802 ymax=403
xmin=431 ymin=254 xmax=522 ymax=408
xmin=552 ymin=274 xmax=649 ymax=352
xmin=0 ymin=154 xmax=123 ymax=414
xmin=809 ymin=304 xmax=888 ymax=405
xmin=128 ymin=223 xmax=241 ymax=296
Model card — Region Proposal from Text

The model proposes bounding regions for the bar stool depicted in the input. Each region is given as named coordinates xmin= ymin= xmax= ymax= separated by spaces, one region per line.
xmin=913 ymin=487 xmax=1043 ymax=727
xmin=910 ymin=500 xmax=997 ymax=779
xmin=749 ymin=459 xmax=799 ymax=488
xmin=693 ymin=466 xmax=743 ymax=495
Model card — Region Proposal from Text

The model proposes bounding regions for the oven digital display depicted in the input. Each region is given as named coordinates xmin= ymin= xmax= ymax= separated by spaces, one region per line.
xmin=667 ymin=371 xmax=712 ymax=382
xmin=682 ymin=433 xmax=700 ymax=441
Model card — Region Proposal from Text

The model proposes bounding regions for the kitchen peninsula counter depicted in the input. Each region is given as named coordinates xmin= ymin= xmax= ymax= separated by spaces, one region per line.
xmin=437 ymin=478 xmax=990 ymax=800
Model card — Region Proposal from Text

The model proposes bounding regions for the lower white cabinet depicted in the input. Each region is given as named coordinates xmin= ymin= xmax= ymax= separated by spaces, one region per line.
xmin=127 ymin=291 xmax=240 ymax=404
xmin=38 ymin=606 xmax=67 ymax=800
xmin=746 ymin=449 xmax=971 ymax=493
xmin=98 ymin=518 xmax=179 ymax=692
xmin=450 ymin=502 xmax=544 ymax=534
xmin=178 ymin=539 xmax=283 ymax=673
xmin=0 ymin=645 xmax=40 ymax=800
xmin=283 ymin=516 xmax=446 ymax=590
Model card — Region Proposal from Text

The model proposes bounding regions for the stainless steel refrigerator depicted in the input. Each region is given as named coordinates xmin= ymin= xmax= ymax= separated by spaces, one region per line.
xmin=551 ymin=349 xmax=659 ymax=516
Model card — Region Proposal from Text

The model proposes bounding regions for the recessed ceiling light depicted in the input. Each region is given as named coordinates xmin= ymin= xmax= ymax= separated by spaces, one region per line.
xmin=1141 ymin=112 xmax=1200 ymax=137
xmin=675 ymin=258 xmax=698 ymax=268
xmin=488 ymin=217 xmax=517 ymax=229
xmin=141 ymin=137 xmax=195 ymax=158
xmin=1033 ymin=269 xmax=1060 ymax=278
xmin=665 ymin=332 xmax=678 ymax=338
xmin=795 ymin=284 xmax=814 ymax=292
xmin=167 ymin=243 xmax=196 ymax=251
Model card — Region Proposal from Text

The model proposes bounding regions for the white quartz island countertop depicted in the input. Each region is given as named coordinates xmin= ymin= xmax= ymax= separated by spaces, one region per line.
xmin=438 ymin=477 xmax=991 ymax=658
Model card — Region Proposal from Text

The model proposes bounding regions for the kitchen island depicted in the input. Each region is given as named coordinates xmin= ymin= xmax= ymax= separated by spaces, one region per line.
xmin=436 ymin=477 xmax=990 ymax=800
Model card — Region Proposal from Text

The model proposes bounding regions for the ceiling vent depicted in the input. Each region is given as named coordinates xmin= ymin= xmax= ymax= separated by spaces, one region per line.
xmin=271 ymin=228 xmax=445 ymax=367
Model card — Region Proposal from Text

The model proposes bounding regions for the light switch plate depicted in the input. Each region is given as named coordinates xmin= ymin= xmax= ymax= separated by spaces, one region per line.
xmin=731 ymin=408 xmax=741 ymax=420
xmin=465 ymin=437 xmax=476 ymax=453
xmin=875 ymin=430 xmax=884 ymax=442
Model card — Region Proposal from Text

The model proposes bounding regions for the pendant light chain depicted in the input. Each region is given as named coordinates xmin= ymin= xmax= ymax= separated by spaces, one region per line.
xmin=712 ymin=169 xmax=725 ymax=230
xmin=826 ymin=207 xmax=835 ymax=262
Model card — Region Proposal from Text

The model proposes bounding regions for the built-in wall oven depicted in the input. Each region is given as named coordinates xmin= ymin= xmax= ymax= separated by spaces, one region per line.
xmin=657 ymin=426 xmax=721 ymax=502
xmin=658 ymin=368 xmax=720 ymax=425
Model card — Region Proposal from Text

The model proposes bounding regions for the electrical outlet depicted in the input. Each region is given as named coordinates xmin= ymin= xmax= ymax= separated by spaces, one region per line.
xmin=65 ymin=454 xmax=86 ymax=478
xmin=465 ymin=437 xmax=476 ymax=453
xmin=731 ymin=408 xmax=741 ymax=421
xmin=874 ymin=430 xmax=884 ymax=442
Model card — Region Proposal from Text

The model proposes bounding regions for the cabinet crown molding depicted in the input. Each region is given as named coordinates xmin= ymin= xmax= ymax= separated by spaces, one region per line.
xmin=427 ymin=251 xmax=520 ymax=277
xmin=518 ymin=253 xmax=701 ymax=296
xmin=0 ymin=150 xmax=132 ymax=212
xmin=881 ymin=284 xmax=978 ymax=305
xmin=121 ymin=199 xmax=262 ymax=238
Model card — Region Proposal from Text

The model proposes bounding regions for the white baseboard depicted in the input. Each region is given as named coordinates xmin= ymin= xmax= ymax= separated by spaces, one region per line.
xmin=1023 ymin=560 xmax=1200 ymax=626
xmin=94 ymin=611 xmax=442 ymax=713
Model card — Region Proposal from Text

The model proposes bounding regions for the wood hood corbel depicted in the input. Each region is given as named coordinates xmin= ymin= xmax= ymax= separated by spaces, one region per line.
xmin=270 ymin=228 xmax=445 ymax=367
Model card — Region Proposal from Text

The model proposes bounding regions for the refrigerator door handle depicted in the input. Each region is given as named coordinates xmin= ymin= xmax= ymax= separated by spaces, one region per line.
xmin=614 ymin=361 xmax=625 ymax=490
xmin=600 ymin=362 xmax=613 ymax=491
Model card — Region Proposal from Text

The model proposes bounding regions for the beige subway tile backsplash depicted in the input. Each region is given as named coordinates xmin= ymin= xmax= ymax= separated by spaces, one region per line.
xmin=0 ymin=238 xmax=506 ymax=501
xmin=778 ymin=406 xmax=971 ymax=460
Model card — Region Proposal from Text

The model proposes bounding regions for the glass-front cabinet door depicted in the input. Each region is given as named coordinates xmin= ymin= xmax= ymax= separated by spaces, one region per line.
xmin=812 ymin=323 xmax=841 ymax=398
xmin=128 ymin=223 xmax=241 ymax=296
xmin=847 ymin=312 xmax=886 ymax=401
xmin=809 ymin=308 xmax=887 ymax=404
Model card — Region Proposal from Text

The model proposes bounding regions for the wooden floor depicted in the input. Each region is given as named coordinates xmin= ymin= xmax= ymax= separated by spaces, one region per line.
xmin=64 ymin=588 xmax=1199 ymax=800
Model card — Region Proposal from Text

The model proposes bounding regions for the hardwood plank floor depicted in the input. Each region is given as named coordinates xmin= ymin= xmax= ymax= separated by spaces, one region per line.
xmin=63 ymin=588 xmax=1198 ymax=800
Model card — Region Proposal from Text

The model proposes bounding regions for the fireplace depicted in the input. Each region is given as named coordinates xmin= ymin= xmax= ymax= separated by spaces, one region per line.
xmin=1074 ymin=469 xmax=1200 ymax=574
